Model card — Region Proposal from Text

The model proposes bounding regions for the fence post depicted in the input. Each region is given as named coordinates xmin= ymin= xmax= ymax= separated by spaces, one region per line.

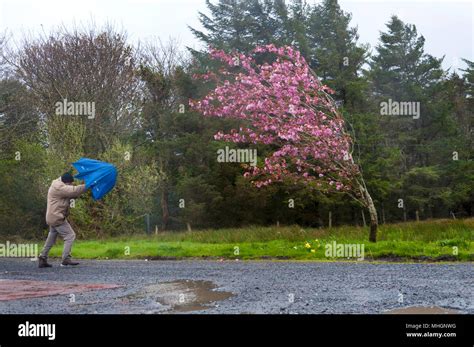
xmin=328 ymin=211 xmax=332 ymax=228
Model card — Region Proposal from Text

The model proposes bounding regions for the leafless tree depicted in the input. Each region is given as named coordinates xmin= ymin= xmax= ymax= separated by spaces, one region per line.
xmin=0 ymin=32 xmax=39 ymax=153
xmin=6 ymin=23 xmax=141 ymax=156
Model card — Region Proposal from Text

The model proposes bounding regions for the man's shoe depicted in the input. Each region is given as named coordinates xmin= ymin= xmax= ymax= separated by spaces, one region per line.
xmin=38 ymin=256 xmax=52 ymax=268
xmin=60 ymin=259 xmax=79 ymax=266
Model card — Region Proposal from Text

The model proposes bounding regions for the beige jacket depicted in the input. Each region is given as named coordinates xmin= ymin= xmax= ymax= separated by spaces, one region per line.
xmin=45 ymin=177 xmax=86 ymax=226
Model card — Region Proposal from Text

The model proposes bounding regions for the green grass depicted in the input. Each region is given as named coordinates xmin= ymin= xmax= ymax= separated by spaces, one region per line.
xmin=38 ymin=218 xmax=474 ymax=261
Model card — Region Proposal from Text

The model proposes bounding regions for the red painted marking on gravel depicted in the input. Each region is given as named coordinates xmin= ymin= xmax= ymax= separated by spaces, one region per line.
xmin=0 ymin=279 xmax=122 ymax=301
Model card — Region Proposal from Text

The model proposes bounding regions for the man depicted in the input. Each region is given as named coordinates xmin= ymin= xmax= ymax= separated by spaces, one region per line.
xmin=38 ymin=172 xmax=87 ymax=268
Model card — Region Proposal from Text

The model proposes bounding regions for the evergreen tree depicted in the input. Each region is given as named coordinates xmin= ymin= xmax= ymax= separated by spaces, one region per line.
xmin=189 ymin=0 xmax=255 ymax=52
xmin=369 ymin=15 xmax=445 ymax=168
xmin=189 ymin=0 xmax=310 ymax=53
xmin=307 ymin=0 xmax=369 ymax=108
xmin=367 ymin=16 xmax=474 ymax=220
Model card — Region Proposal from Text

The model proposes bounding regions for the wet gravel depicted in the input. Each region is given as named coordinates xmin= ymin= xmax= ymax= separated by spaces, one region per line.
xmin=0 ymin=258 xmax=472 ymax=314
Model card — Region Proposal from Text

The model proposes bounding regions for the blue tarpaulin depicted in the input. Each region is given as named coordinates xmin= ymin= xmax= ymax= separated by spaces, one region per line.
xmin=72 ymin=158 xmax=117 ymax=200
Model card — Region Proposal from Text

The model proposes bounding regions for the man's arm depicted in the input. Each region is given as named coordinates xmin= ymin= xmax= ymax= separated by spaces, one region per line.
xmin=56 ymin=184 xmax=87 ymax=198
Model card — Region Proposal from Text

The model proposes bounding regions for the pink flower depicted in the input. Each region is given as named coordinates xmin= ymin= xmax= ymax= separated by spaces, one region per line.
xmin=190 ymin=45 xmax=359 ymax=192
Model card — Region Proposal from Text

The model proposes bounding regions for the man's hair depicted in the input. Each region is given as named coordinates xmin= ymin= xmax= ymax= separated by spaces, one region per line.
xmin=61 ymin=172 xmax=74 ymax=184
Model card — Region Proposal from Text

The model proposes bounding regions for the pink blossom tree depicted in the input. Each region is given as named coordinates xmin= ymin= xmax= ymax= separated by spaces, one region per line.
xmin=190 ymin=44 xmax=379 ymax=242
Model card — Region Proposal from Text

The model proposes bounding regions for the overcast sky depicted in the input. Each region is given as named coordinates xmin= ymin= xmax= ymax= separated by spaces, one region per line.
xmin=0 ymin=0 xmax=472 ymax=72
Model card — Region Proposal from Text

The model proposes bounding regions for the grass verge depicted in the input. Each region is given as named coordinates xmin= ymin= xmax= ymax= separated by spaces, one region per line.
xmin=40 ymin=218 xmax=474 ymax=261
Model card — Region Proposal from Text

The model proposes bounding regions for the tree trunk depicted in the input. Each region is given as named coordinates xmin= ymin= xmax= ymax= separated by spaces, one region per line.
xmin=144 ymin=213 xmax=150 ymax=234
xmin=381 ymin=203 xmax=386 ymax=224
xmin=358 ymin=182 xmax=378 ymax=242
xmin=161 ymin=184 xmax=169 ymax=231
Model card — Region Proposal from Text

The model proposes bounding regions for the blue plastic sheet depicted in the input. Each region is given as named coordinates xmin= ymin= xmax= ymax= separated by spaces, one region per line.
xmin=72 ymin=158 xmax=118 ymax=200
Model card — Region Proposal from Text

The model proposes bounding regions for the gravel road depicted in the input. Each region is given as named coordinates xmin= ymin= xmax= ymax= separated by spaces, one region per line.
xmin=0 ymin=259 xmax=472 ymax=314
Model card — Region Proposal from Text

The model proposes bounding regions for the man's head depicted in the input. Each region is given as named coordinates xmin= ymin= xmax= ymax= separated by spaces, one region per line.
xmin=61 ymin=172 xmax=74 ymax=185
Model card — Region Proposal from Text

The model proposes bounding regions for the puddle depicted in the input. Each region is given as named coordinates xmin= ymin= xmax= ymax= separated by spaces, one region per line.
xmin=129 ymin=280 xmax=234 ymax=312
xmin=385 ymin=306 xmax=461 ymax=314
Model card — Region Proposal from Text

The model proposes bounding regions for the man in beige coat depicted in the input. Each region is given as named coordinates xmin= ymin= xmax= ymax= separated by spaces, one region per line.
xmin=38 ymin=172 xmax=87 ymax=268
